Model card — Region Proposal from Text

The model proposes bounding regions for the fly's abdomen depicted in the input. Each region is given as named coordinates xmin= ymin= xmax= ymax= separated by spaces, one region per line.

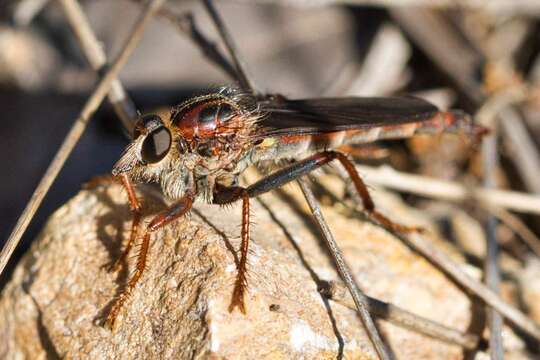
xmin=252 ymin=110 xmax=485 ymax=162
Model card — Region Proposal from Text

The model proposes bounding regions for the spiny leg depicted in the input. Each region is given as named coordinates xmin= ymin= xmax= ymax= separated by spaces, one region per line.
xmin=213 ymin=187 xmax=251 ymax=313
xmin=331 ymin=151 xmax=421 ymax=233
xmin=106 ymin=195 xmax=193 ymax=330
xmin=109 ymin=174 xmax=142 ymax=272
xmin=246 ymin=151 xmax=420 ymax=233
xmin=211 ymin=150 xmax=420 ymax=313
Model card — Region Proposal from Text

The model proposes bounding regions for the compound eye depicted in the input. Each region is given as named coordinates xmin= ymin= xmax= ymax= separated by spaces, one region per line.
xmin=141 ymin=126 xmax=171 ymax=164
xmin=199 ymin=103 xmax=234 ymax=125
xmin=134 ymin=114 xmax=163 ymax=139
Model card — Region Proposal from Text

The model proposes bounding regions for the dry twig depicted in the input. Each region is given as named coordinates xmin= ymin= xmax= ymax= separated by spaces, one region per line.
xmin=353 ymin=164 xmax=540 ymax=215
xmin=12 ymin=0 xmax=49 ymax=26
xmin=236 ymin=0 xmax=540 ymax=15
xmin=58 ymin=0 xmax=138 ymax=135
xmin=201 ymin=0 xmax=259 ymax=94
xmin=482 ymin=126 xmax=504 ymax=358
xmin=402 ymin=232 xmax=540 ymax=340
xmin=488 ymin=207 xmax=540 ymax=258
xmin=319 ymin=280 xmax=481 ymax=350
xmin=298 ymin=179 xmax=391 ymax=360
xmin=0 ymin=0 xmax=168 ymax=279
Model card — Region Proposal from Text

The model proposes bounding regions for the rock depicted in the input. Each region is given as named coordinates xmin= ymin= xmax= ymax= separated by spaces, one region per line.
xmin=0 ymin=173 xmax=477 ymax=359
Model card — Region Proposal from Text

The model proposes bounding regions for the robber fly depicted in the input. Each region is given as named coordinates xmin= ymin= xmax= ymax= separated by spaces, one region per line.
xmin=106 ymin=86 xmax=485 ymax=329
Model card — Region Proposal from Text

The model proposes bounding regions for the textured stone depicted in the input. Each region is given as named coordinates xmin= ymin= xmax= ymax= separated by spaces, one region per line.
xmin=0 ymin=173 xmax=479 ymax=359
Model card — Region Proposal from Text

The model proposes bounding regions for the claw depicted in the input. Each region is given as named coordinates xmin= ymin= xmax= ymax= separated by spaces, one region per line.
xmin=228 ymin=290 xmax=246 ymax=314
xmin=105 ymin=310 xmax=118 ymax=332
xmin=228 ymin=282 xmax=247 ymax=314
xmin=369 ymin=210 xmax=424 ymax=234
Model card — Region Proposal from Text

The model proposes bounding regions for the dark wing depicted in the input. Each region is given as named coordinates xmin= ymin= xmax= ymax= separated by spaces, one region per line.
xmin=256 ymin=96 xmax=439 ymax=138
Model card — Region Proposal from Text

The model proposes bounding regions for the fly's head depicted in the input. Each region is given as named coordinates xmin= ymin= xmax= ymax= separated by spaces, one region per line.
xmin=112 ymin=112 xmax=191 ymax=199
xmin=112 ymin=88 xmax=262 ymax=200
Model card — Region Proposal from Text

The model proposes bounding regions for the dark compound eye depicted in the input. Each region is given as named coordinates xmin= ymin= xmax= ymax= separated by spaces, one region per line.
xmin=134 ymin=114 xmax=163 ymax=139
xmin=199 ymin=103 xmax=234 ymax=124
xmin=141 ymin=126 xmax=171 ymax=164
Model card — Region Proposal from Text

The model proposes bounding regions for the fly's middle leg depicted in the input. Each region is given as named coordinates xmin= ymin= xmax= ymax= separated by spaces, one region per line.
xmin=213 ymin=186 xmax=251 ymax=314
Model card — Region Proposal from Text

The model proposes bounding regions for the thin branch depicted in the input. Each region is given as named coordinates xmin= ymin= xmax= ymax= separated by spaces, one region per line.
xmin=482 ymin=128 xmax=504 ymax=358
xmin=402 ymin=231 xmax=540 ymax=341
xmin=156 ymin=10 xmax=238 ymax=81
xmin=318 ymin=166 xmax=540 ymax=340
xmin=499 ymin=107 xmax=540 ymax=194
xmin=233 ymin=0 xmax=540 ymax=15
xmin=128 ymin=0 xmax=239 ymax=83
xmin=352 ymin=164 xmax=540 ymax=215
xmin=488 ymin=206 xmax=540 ymax=258
xmin=341 ymin=24 xmax=410 ymax=97
xmin=0 ymin=0 xmax=167 ymax=279
xmin=298 ymin=178 xmax=391 ymax=360
xmin=201 ymin=0 xmax=259 ymax=94
xmin=58 ymin=0 xmax=138 ymax=136
xmin=319 ymin=280 xmax=480 ymax=350
xmin=12 ymin=0 xmax=49 ymax=26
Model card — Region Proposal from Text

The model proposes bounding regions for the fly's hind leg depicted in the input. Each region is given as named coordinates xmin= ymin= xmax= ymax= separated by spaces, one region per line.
xmin=105 ymin=194 xmax=193 ymax=330
xmin=248 ymin=151 xmax=421 ymax=234
xmin=332 ymin=151 xmax=421 ymax=233
xmin=211 ymin=151 xmax=420 ymax=314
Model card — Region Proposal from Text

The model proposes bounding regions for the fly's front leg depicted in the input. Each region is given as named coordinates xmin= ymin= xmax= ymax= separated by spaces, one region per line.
xmin=106 ymin=194 xmax=193 ymax=330
xmin=108 ymin=174 xmax=142 ymax=272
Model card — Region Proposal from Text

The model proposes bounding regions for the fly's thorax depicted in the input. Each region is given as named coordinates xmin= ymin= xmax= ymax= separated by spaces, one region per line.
xmin=171 ymin=95 xmax=260 ymax=174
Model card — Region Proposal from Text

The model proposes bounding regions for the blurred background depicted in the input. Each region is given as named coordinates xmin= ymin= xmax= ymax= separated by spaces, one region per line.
xmin=1 ymin=1 xmax=540 ymax=336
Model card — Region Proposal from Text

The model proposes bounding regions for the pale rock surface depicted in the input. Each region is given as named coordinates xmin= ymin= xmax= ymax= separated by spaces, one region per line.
xmin=0 ymin=174 xmax=479 ymax=359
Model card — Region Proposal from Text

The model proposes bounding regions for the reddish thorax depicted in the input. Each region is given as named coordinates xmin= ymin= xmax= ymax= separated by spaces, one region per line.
xmin=175 ymin=103 xmax=216 ymax=139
